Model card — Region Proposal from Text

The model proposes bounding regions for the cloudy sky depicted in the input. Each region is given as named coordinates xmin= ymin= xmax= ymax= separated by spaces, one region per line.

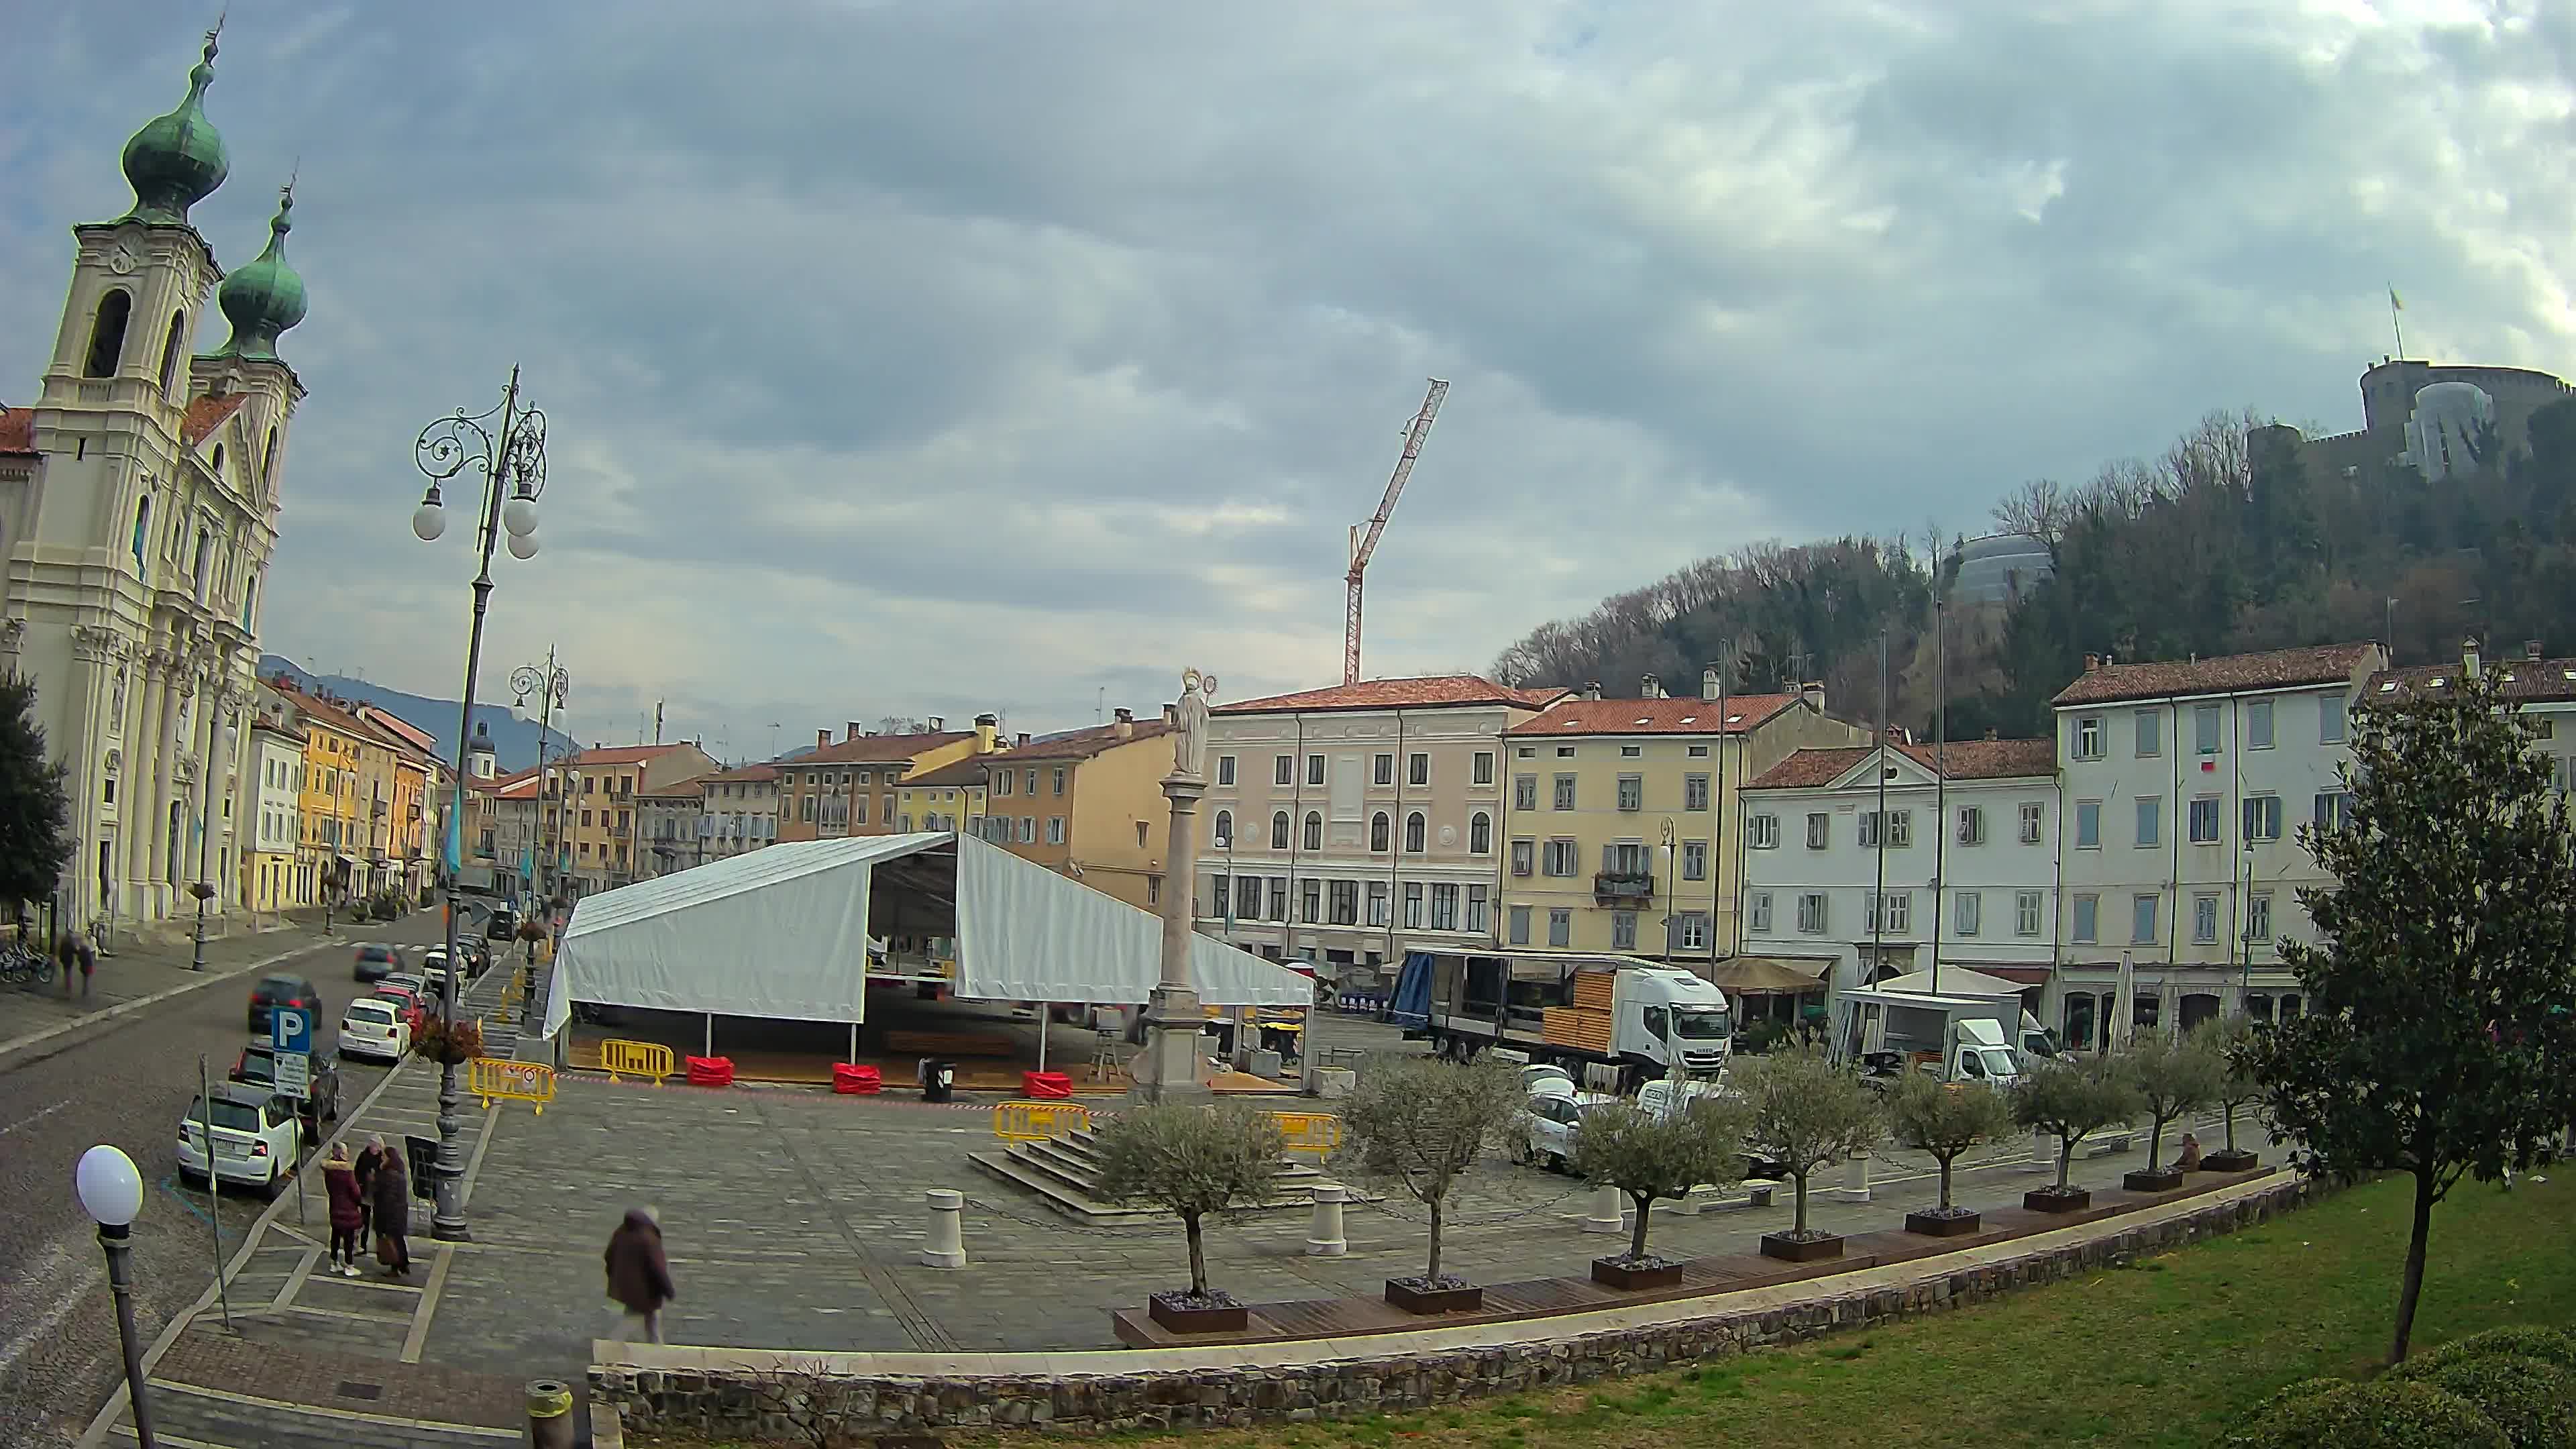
xmin=4 ymin=1 xmax=2569 ymax=758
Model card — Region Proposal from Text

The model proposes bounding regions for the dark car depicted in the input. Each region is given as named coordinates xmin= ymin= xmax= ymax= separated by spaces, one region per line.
xmin=486 ymin=906 xmax=519 ymax=942
xmin=353 ymin=943 xmax=402 ymax=982
xmin=229 ymin=1040 xmax=343 ymax=1124
xmin=247 ymin=974 xmax=323 ymax=1034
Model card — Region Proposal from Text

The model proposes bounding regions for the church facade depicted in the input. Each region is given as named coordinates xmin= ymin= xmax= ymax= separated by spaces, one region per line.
xmin=0 ymin=26 xmax=309 ymax=936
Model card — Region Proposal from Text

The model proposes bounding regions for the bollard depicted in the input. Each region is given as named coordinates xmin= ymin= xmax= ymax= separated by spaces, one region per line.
xmin=527 ymin=1378 xmax=575 ymax=1449
xmin=1582 ymin=1183 xmax=1625 ymax=1234
xmin=919 ymin=1188 xmax=967 ymax=1268
xmin=2029 ymin=1126 xmax=2058 ymax=1174
xmin=1305 ymin=1182 xmax=1349 ymax=1256
xmin=1830 ymin=1146 xmax=1872 ymax=1203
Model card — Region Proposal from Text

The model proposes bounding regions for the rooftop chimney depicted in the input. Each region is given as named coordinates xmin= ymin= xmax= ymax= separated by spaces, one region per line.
xmin=847 ymin=721 xmax=863 ymax=742
xmin=1584 ymin=680 xmax=1602 ymax=701
xmin=1016 ymin=732 xmax=1030 ymax=748
xmin=1114 ymin=707 xmax=1134 ymax=740
xmin=2083 ymin=653 xmax=2100 ymax=673
xmin=2530 ymin=639 xmax=2546 ymax=661
xmin=1801 ymin=681 xmax=1825 ymax=712
xmin=1640 ymin=673 xmax=1661 ymax=699
xmin=1701 ymin=667 xmax=1721 ymax=701
xmin=975 ymin=712 xmax=999 ymax=753
xmin=2463 ymin=636 xmax=2481 ymax=677
xmin=1162 ymin=702 xmax=1177 ymax=726
xmin=818 ymin=729 xmax=830 ymax=750
xmin=928 ymin=716 xmax=945 ymax=732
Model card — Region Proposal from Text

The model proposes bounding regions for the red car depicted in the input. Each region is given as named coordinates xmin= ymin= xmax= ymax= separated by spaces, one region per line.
xmin=368 ymin=984 xmax=427 ymax=1031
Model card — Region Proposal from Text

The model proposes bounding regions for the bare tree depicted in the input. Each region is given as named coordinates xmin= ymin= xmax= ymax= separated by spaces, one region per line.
xmin=1991 ymin=478 xmax=2070 ymax=545
xmin=739 ymin=1356 xmax=857 ymax=1449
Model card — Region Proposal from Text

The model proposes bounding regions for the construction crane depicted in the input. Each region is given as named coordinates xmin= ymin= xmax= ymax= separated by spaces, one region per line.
xmin=1344 ymin=378 xmax=1449 ymax=686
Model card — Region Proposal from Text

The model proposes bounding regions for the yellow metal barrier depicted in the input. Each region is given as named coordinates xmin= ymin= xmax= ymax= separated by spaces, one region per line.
xmin=992 ymin=1099 xmax=1094 ymax=1142
xmin=1270 ymin=1111 xmax=1342 ymax=1155
xmin=470 ymin=1057 xmax=556 ymax=1114
xmin=600 ymin=1038 xmax=677 ymax=1083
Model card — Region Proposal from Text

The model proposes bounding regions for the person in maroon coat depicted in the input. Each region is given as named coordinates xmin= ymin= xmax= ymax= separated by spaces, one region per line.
xmin=321 ymin=1144 xmax=367 ymax=1278
xmin=604 ymin=1208 xmax=675 ymax=1344
xmin=370 ymin=1145 xmax=413 ymax=1279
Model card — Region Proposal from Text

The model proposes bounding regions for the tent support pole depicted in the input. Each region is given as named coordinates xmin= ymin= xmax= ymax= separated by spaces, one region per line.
xmin=848 ymin=1022 xmax=857 ymax=1066
xmin=1036 ymin=1010 xmax=1049 ymax=1075
xmin=704 ymin=1013 xmax=712 ymax=1057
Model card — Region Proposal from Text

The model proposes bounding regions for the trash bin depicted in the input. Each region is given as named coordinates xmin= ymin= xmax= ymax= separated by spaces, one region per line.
xmin=920 ymin=1058 xmax=956 ymax=1104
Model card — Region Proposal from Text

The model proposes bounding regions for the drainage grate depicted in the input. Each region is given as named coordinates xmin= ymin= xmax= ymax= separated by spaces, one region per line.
xmin=335 ymin=1381 xmax=384 ymax=1401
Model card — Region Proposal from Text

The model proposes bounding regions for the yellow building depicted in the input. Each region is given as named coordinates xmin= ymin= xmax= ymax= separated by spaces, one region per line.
xmin=556 ymin=741 xmax=721 ymax=897
xmin=1499 ymin=676 xmax=1864 ymax=961
xmin=775 ymin=716 xmax=991 ymax=843
xmin=270 ymin=682 xmax=368 ymax=906
xmin=895 ymin=756 xmax=988 ymax=836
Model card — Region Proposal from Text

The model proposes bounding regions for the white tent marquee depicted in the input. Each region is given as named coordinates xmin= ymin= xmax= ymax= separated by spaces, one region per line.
xmin=539 ymin=831 xmax=1312 ymax=1040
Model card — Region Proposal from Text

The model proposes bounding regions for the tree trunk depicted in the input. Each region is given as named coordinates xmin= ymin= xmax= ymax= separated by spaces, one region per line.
xmin=1426 ymin=1197 xmax=1445 ymax=1283
xmin=1628 ymin=1193 xmax=1652 ymax=1260
xmin=1183 ymin=1210 xmax=1208 ymax=1297
xmin=2389 ymin=1169 xmax=2437 ymax=1365
xmin=2222 ymin=1103 xmax=2239 ymax=1153
xmin=1792 ymin=1171 xmax=1811 ymax=1234
xmin=2147 ymin=1115 xmax=2167 ymax=1173
xmin=1937 ymin=1154 xmax=1955 ymax=1212
xmin=2057 ymin=1137 xmax=2076 ymax=1191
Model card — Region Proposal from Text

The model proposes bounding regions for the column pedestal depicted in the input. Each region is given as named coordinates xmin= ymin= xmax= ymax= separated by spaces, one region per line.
xmin=1128 ymin=985 xmax=1212 ymax=1102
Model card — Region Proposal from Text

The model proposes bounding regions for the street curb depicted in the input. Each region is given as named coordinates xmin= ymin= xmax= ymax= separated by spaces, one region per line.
xmin=0 ymin=933 xmax=334 ymax=1075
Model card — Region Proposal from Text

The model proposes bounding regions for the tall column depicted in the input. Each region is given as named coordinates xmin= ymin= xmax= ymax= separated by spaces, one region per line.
xmin=132 ymin=653 xmax=171 ymax=915
xmin=1129 ymin=669 xmax=1216 ymax=1104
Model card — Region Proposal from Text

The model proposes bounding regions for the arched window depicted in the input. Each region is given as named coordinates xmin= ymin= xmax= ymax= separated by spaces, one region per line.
xmin=1405 ymin=811 xmax=1426 ymax=853
xmin=262 ymin=427 xmax=278 ymax=486
xmin=1270 ymin=811 xmax=1290 ymax=850
xmin=1212 ymin=809 xmax=1232 ymax=849
xmin=129 ymin=496 xmax=151 ymax=575
xmin=1302 ymin=811 xmax=1322 ymax=852
xmin=85 ymin=290 xmax=133 ymax=378
xmin=158 ymin=311 xmax=186 ymax=395
xmin=211 ymin=443 xmax=225 ymax=477
xmin=1470 ymin=811 xmax=1493 ymax=854
xmin=1370 ymin=812 xmax=1390 ymax=853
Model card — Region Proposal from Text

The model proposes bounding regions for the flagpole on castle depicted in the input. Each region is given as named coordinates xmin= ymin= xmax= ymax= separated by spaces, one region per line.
xmin=2389 ymin=285 xmax=2406 ymax=359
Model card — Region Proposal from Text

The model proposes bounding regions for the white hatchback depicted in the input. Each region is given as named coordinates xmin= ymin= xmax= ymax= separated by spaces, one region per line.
xmin=176 ymin=1085 xmax=303 ymax=1197
xmin=339 ymin=997 xmax=411 ymax=1062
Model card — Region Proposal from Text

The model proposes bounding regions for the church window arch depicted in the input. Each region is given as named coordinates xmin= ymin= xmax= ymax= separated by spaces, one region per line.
xmin=158 ymin=311 xmax=186 ymax=395
xmin=211 ymin=443 xmax=225 ymax=477
xmin=85 ymin=290 xmax=132 ymax=378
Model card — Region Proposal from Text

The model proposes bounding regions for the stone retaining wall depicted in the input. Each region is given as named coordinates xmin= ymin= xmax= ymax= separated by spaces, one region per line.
xmin=597 ymin=1176 xmax=2318 ymax=1440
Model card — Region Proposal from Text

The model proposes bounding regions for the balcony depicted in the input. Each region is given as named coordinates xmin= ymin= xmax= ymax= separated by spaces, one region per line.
xmin=1593 ymin=871 xmax=1654 ymax=904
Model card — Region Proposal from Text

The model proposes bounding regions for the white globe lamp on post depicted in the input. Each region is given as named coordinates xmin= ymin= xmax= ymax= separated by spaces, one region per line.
xmin=76 ymin=1144 xmax=156 ymax=1447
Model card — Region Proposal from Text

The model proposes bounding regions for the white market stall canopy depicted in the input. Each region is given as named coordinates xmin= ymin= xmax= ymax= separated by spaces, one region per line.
xmin=539 ymin=832 xmax=1312 ymax=1038
xmin=1868 ymin=966 xmax=2031 ymax=1000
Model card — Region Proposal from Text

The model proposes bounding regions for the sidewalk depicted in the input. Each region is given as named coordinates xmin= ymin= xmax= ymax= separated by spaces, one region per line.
xmin=79 ymin=955 xmax=555 ymax=1448
xmin=0 ymin=908 xmax=348 ymax=1064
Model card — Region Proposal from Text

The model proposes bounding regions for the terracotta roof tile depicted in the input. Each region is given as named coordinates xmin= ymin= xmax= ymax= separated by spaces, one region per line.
xmin=2367 ymin=656 xmax=2576 ymax=706
xmin=0 ymin=407 xmax=32 ymax=456
xmin=1216 ymin=675 xmax=1564 ymax=715
xmin=181 ymin=394 xmax=249 ymax=447
xmin=699 ymin=762 xmax=780 ymax=784
xmin=564 ymin=743 xmax=697 ymax=767
xmin=795 ymin=731 xmax=973 ymax=765
xmin=1507 ymin=694 xmax=1802 ymax=737
xmin=2052 ymin=643 xmax=2381 ymax=707
xmin=1748 ymin=738 xmax=2055 ymax=790
xmin=1002 ymin=719 xmax=1173 ymax=761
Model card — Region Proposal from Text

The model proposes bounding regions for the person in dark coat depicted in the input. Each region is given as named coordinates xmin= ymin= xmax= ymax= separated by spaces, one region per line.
xmin=370 ymin=1143 xmax=413 ymax=1278
xmin=353 ymin=1135 xmax=385 ymax=1246
xmin=322 ymin=1144 xmax=367 ymax=1278
xmin=604 ymin=1208 xmax=675 ymax=1344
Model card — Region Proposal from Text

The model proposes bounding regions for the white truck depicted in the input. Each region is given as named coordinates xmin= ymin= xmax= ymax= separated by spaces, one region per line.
xmin=1829 ymin=983 xmax=2047 ymax=1093
xmin=1391 ymin=949 xmax=1733 ymax=1088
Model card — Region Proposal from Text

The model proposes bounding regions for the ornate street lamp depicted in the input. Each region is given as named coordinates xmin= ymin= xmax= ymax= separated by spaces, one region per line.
xmin=76 ymin=1144 xmax=155 ymax=1448
xmin=511 ymin=653 xmax=570 ymax=910
xmin=411 ymin=368 xmax=548 ymax=1242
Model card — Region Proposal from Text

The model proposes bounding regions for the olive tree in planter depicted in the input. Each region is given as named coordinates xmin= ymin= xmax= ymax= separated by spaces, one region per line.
xmin=1888 ymin=1072 xmax=2017 ymax=1236
xmin=2194 ymin=1018 xmax=2266 ymax=1172
xmin=1093 ymin=1102 xmax=1285 ymax=1334
xmin=1734 ymin=1046 xmax=1883 ymax=1262
xmin=1569 ymin=1095 xmax=1754 ymax=1288
xmin=1335 ymin=1053 xmax=1521 ymax=1313
xmin=2010 ymin=1054 xmax=2139 ymax=1212
xmin=2121 ymin=1031 xmax=2226 ymax=1191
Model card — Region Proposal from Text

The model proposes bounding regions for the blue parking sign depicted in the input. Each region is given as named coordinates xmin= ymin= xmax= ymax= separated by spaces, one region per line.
xmin=272 ymin=1006 xmax=313 ymax=1055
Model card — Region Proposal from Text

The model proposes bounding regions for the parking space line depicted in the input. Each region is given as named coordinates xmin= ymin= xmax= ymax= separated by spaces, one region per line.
xmin=400 ymin=1247 xmax=455 ymax=1363
xmin=268 ymin=1246 xmax=322 ymax=1314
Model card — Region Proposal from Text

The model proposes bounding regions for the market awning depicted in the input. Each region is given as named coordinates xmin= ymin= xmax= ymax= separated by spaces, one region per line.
xmin=1705 ymin=955 xmax=1832 ymax=994
xmin=1870 ymin=965 xmax=2035 ymax=997
xmin=539 ymin=832 xmax=1312 ymax=1038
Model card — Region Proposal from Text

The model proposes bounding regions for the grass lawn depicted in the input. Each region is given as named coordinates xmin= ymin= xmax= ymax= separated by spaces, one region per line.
xmin=637 ymin=1172 xmax=2576 ymax=1449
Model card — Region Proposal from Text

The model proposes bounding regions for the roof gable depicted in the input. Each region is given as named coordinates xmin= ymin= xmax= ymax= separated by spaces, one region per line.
xmin=1748 ymin=737 xmax=2055 ymax=790
xmin=181 ymin=393 xmax=250 ymax=448
xmin=1216 ymin=675 xmax=1562 ymax=715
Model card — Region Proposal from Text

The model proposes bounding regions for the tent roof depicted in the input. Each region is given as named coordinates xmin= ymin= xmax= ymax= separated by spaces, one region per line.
xmin=1705 ymin=956 xmax=1831 ymax=994
xmin=540 ymin=832 xmax=1311 ymax=1036
xmin=1868 ymin=966 xmax=2031 ymax=998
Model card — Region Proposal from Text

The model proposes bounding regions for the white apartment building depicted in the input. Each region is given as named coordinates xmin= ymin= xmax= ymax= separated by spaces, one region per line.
xmin=1737 ymin=737 xmax=2060 ymax=1015
xmin=244 ymin=718 xmax=303 ymax=912
xmin=2050 ymin=642 xmax=2385 ymax=1049
xmin=1199 ymin=675 xmax=1562 ymax=984
xmin=694 ymin=762 xmax=782 ymax=861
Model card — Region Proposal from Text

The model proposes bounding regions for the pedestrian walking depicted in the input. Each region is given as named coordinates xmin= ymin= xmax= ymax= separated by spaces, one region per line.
xmin=56 ymin=930 xmax=94 ymax=998
xmin=322 ymin=1144 xmax=366 ymax=1277
xmin=371 ymin=1143 xmax=413 ymax=1279
xmin=604 ymin=1208 xmax=675 ymax=1344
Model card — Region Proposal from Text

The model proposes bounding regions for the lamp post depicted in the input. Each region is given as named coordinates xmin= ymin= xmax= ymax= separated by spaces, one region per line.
xmin=411 ymin=367 xmax=549 ymax=1242
xmin=511 ymin=653 xmax=570 ymax=906
xmin=189 ymin=716 xmax=238 ymax=971
xmin=76 ymin=1144 xmax=155 ymax=1448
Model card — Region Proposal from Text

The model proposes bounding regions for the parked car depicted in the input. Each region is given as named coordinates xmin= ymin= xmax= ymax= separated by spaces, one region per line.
xmin=352 ymin=943 xmax=402 ymax=982
xmin=176 ymin=1083 xmax=303 ymax=1197
xmin=339 ymin=997 xmax=413 ymax=1063
xmin=1521 ymin=1093 xmax=1591 ymax=1172
xmin=416 ymin=966 xmax=455 ymax=1005
xmin=246 ymin=974 xmax=323 ymax=1034
xmin=380 ymin=971 xmax=425 ymax=999
xmin=486 ymin=906 xmax=519 ymax=942
xmin=369 ymin=984 xmax=427 ymax=1031
xmin=230 ymin=1042 xmax=343 ymax=1124
xmin=1521 ymin=1063 xmax=1579 ymax=1101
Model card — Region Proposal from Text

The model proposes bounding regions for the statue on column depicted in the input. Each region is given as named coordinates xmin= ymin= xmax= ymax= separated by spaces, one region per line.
xmin=1172 ymin=669 xmax=1216 ymax=782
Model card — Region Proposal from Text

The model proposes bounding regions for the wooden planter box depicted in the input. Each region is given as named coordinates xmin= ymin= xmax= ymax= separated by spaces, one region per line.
xmin=2203 ymin=1149 xmax=2260 ymax=1173
xmin=1759 ymin=1232 xmax=1843 ymax=1263
xmin=2024 ymin=1187 xmax=2091 ymax=1214
xmin=1591 ymin=1256 xmax=1685 ymax=1291
xmin=2123 ymin=1168 xmax=2186 ymax=1193
xmin=1146 ymin=1293 xmax=1248 ymax=1334
xmin=1905 ymin=1209 xmax=1983 ymax=1238
xmin=1384 ymin=1278 xmax=1483 ymax=1314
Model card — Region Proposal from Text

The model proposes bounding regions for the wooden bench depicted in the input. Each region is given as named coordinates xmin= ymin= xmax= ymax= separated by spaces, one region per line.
xmin=885 ymin=1030 xmax=1018 ymax=1058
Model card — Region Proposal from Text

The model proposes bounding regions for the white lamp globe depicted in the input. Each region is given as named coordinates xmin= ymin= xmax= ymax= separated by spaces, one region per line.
xmin=76 ymin=1144 xmax=144 ymax=1227
xmin=502 ymin=492 xmax=539 ymax=539
xmin=1656 ymin=842 xmax=1674 ymax=871
xmin=506 ymin=529 xmax=540 ymax=561
xmin=411 ymin=497 xmax=446 ymax=543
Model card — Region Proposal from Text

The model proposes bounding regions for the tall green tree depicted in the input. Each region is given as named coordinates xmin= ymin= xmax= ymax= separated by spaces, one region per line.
xmin=0 ymin=676 xmax=74 ymax=911
xmin=2239 ymin=665 xmax=2576 ymax=1364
